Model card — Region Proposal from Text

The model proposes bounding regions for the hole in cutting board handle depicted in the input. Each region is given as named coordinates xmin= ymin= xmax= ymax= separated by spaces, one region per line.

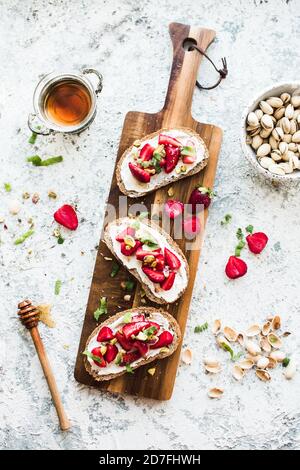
xmin=182 ymin=37 xmax=197 ymax=51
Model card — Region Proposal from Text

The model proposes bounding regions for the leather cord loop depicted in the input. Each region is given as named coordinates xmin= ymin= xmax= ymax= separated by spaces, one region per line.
xmin=189 ymin=45 xmax=228 ymax=90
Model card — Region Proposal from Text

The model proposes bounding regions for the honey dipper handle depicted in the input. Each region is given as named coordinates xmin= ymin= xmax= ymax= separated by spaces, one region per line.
xmin=30 ymin=328 xmax=71 ymax=431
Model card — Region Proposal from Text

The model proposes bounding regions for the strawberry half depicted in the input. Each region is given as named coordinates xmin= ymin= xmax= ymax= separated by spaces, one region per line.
xmin=150 ymin=331 xmax=173 ymax=349
xmin=120 ymin=350 xmax=141 ymax=365
xmin=54 ymin=204 xmax=78 ymax=230
xmin=104 ymin=344 xmax=118 ymax=363
xmin=122 ymin=321 xmax=152 ymax=340
xmin=115 ymin=331 xmax=135 ymax=351
xmin=136 ymin=247 xmax=162 ymax=260
xmin=91 ymin=347 xmax=106 ymax=367
xmin=225 ymin=256 xmax=248 ymax=279
xmin=116 ymin=227 xmax=136 ymax=242
xmin=164 ymin=199 xmax=184 ymax=219
xmin=164 ymin=247 xmax=181 ymax=270
xmin=142 ymin=266 xmax=165 ymax=284
xmin=129 ymin=162 xmax=151 ymax=183
xmin=158 ymin=134 xmax=181 ymax=147
xmin=246 ymin=232 xmax=268 ymax=254
xmin=188 ymin=186 xmax=214 ymax=212
xmin=139 ymin=143 xmax=154 ymax=161
xmin=133 ymin=341 xmax=149 ymax=357
xmin=161 ymin=271 xmax=176 ymax=290
xmin=164 ymin=145 xmax=180 ymax=173
xmin=120 ymin=240 xmax=142 ymax=256
xmin=97 ymin=326 xmax=114 ymax=342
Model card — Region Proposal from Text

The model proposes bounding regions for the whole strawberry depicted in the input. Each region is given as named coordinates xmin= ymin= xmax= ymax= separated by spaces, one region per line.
xmin=188 ymin=186 xmax=214 ymax=212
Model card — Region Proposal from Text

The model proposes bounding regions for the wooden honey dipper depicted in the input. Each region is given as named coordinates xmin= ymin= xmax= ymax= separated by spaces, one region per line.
xmin=18 ymin=299 xmax=70 ymax=431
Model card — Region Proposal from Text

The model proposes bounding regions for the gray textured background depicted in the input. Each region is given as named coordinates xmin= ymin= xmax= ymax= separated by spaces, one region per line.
xmin=1 ymin=0 xmax=300 ymax=450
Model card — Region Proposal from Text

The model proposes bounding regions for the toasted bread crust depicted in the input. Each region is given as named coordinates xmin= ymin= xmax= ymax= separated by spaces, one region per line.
xmin=84 ymin=307 xmax=181 ymax=382
xmin=103 ymin=217 xmax=189 ymax=304
xmin=116 ymin=127 xmax=209 ymax=198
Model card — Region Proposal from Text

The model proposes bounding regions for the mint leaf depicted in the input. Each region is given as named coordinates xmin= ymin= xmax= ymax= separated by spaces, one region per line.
xmin=110 ymin=262 xmax=120 ymax=278
xmin=282 ymin=357 xmax=290 ymax=367
xmin=235 ymin=240 xmax=246 ymax=257
xmin=125 ymin=364 xmax=134 ymax=374
xmin=220 ymin=342 xmax=241 ymax=362
xmin=236 ymin=228 xmax=244 ymax=241
xmin=4 ymin=183 xmax=11 ymax=192
xmin=137 ymin=231 xmax=159 ymax=249
xmin=54 ymin=279 xmax=62 ymax=295
xmin=221 ymin=214 xmax=232 ymax=226
xmin=194 ymin=322 xmax=208 ymax=333
xmin=124 ymin=280 xmax=135 ymax=292
xmin=14 ymin=229 xmax=34 ymax=245
xmin=94 ymin=297 xmax=108 ymax=321
xmin=246 ymin=225 xmax=254 ymax=234
xmin=28 ymin=132 xmax=38 ymax=145
xmin=83 ymin=350 xmax=103 ymax=365
xmin=27 ymin=155 xmax=63 ymax=166
xmin=123 ymin=312 xmax=132 ymax=324
xmin=57 ymin=235 xmax=65 ymax=245
xmin=143 ymin=326 xmax=157 ymax=338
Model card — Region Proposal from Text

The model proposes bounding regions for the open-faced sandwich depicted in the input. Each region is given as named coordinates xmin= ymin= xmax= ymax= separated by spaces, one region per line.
xmin=83 ymin=307 xmax=181 ymax=381
xmin=117 ymin=127 xmax=209 ymax=197
xmin=104 ymin=217 xmax=189 ymax=304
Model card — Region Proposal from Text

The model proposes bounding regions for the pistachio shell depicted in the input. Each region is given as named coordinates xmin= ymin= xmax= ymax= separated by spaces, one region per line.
xmin=280 ymin=92 xmax=291 ymax=104
xmin=279 ymin=141 xmax=288 ymax=155
xmin=280 ymin=117 xmax=291 ymax=134
xmin=259 ymin=100 xmax=273 ymax=115
xmin=262 ymin=321 xmax=271 ymax=336
xmin=260 ymin=336 xmax=272 ymax=353
xmin=272 ymin=127 xmax=284 ymax=141
xmin=268 ymin=164 xmax=285 ymax=176
xmin=267 ymin=333 xmax=282 ymax=349
xmin=212 ymin=319 xmax=221 ymax=335
xmin=271 ymin=315 xmax=281 ymax=330
xmin=285 ymin=104 xmax=294 ymax=119
xmin=291 ymin=95 xmax=300 ymax=107
xmin=223 ymin=326 xmax=238 ymax=342
xmin=255 ymin=109 xmax=263 ymax=120
xmin=267 ymin=357 xmax=277 ymax=369
xmin=246 ymin=324 xmax=261 ymax=337
xmin=270 ymin=150 xmax=282 ymax=162
xmin=288 ymin=142 xmax=298 ymax=152
xmin=232 ymin=365 xmax=245 ymax=381
xmin=245 ymin=340 xmax=261 ymax=356
xmin=290 ymin=119 xmax=297 ymax=135
xmin=269 ymin=350 xmax=285 ymax=362
xmin=292 ymin=130 xmax=300 ymax=143
xmin=247 ymin=112 xmax=259 ymax=127
xmin=284 ymin=359 xmax=296 ymax=380
xmin=237 ymin=333 xmax=245 ymax=346
xmin=256 ymin=369 xmax=271 ymax=382
xmin=260 ymin=128 xmax=272 ymax=138
xmin=261 ymin=114 xmax=274 ymax=130
xmin=282 ymin=133 xmax=292 ymax=144
xmin=181 ymin=348 xmax=193 ymax=365
xmin=256 ymin=356 xmax=269 ymax=369
xmin=238 ymin=358 xmax=254 ymax=370
xmin=269 ymin=136 xmax=278 ymax=150
xmin=278 ymin=162 xmax=293 ymax=174
xmin=274 ymin=106 xmax=285 ymax=120
xmin=208 ymin=387 xmax=224 ymax=399
xmin=267 ymin=97 xmax=283 ymax=108
xmin=259 ymin=157 xmax=274 ymax=169
xmin=257 ymin=143 xmax=271 ymax=157
xmin=251 ymin=134 xmax=263 ymax=150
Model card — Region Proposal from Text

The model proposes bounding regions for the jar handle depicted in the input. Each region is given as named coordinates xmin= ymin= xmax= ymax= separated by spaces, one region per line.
xmin=28 ymin=113 xmax=52 ymax=135
xmin=82 ymin=68 xmax=103 ymax=95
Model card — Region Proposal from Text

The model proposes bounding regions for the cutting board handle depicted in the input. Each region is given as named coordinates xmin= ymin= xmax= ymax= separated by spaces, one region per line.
xmin=162 ymin=23 xmax=216 ymax=126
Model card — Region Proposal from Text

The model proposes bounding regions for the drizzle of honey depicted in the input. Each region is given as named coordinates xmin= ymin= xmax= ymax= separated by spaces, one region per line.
xmin=44 ymin=80 xmax=91 ymax=126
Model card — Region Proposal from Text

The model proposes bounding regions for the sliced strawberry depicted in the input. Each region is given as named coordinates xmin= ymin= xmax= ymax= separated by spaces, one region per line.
xmin=115 ymin=331 xmax=135 ymax=351
xmin=122 ymin=321 xmax=152 ymax=340
xmin=116 ymin=226 xmax=136 ymax=242
xmin=104 ymin=344 xmax=118 ymax=363
xmin=147 ymin=321 xmax=160 ymax=332
xmin=225 ymin=256 xmax=248 ymax=279
xmin=91 ymin=347 xmax=106 ymax=367
xmin=120 ymin=240 xmax=142 ymax=256
xmin=142 ymin=266 xmax=165 ymax=283
xmin=97 ymin=326 xmax=114 ymax=342
xmin=150 ymin=331 xmax=174 ymax=349
xmin=182 ymin=154 xmax=196 ymax=164
xmin=155 ymin=254 xmax=165 ymax=271
xmin=120 ymin=350 xmax=141 ymax=365
xmin=136 ymin=247 xmax=162 ymax=260
xmin=133 ymin=341 xmax=149 ymax=357
xmin=246 ymin=232 xmax=268 ymax=254
xmin=54 ymin=204 xmax=78 ymax=230
xmin=139 ymin=143 xmax=154 ymax=161
xmin=164 ymin=199 xmax=184 ymax=219
xmin=129 ymin=162 xmax=151 ymax=183
xmin=164 ymin=145 xmax=180 ymax=173
xmin=164 ymin=247 xmax=181 ymax=270
xmin=161 ymin=272 xmax=176 ymax=290
xmin=159 ymin=158 xmax=166 ymax=167
xmin=132 ymin=314 xmax=145 ymax=322
xmin=158 ymin=134 xmax=181 ymax=147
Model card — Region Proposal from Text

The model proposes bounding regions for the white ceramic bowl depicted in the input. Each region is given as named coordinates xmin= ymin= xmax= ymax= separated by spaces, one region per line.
xmin=241 ymin=82 xmax=300 ymax=183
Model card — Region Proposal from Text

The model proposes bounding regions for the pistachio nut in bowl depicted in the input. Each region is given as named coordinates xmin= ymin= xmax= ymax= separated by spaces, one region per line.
xmin=241 ymin=82 xmax=300 ymax=184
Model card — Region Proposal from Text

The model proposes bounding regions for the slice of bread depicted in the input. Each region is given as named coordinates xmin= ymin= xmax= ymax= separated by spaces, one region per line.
xmin=103 ymin=217 xmax=189 ymax=304
xmin=116 ymin=127 xmax=209 ymax=198
xmin=84 ymin=307 xmax=181 ymax=382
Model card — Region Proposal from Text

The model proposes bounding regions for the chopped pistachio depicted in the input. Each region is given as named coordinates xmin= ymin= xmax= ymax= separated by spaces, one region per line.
xmin=124 ymin=294 xmax=131 ymax=301
xmin=22 ymin=192 xmax=30 ymax=199
xmin=133 ymin=139 xmax=141 ymax=147
xmin=147 ymin=368 xmax=156 ymax=376
xmin=48 ymin=191 xmax=57 ymax=199
xmin=167 ymin=187 xmax=174 ymax=197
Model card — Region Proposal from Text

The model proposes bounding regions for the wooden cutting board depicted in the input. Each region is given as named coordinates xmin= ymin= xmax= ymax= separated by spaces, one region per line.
xmin=74 ymin=22 xmax=222 ymax=400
